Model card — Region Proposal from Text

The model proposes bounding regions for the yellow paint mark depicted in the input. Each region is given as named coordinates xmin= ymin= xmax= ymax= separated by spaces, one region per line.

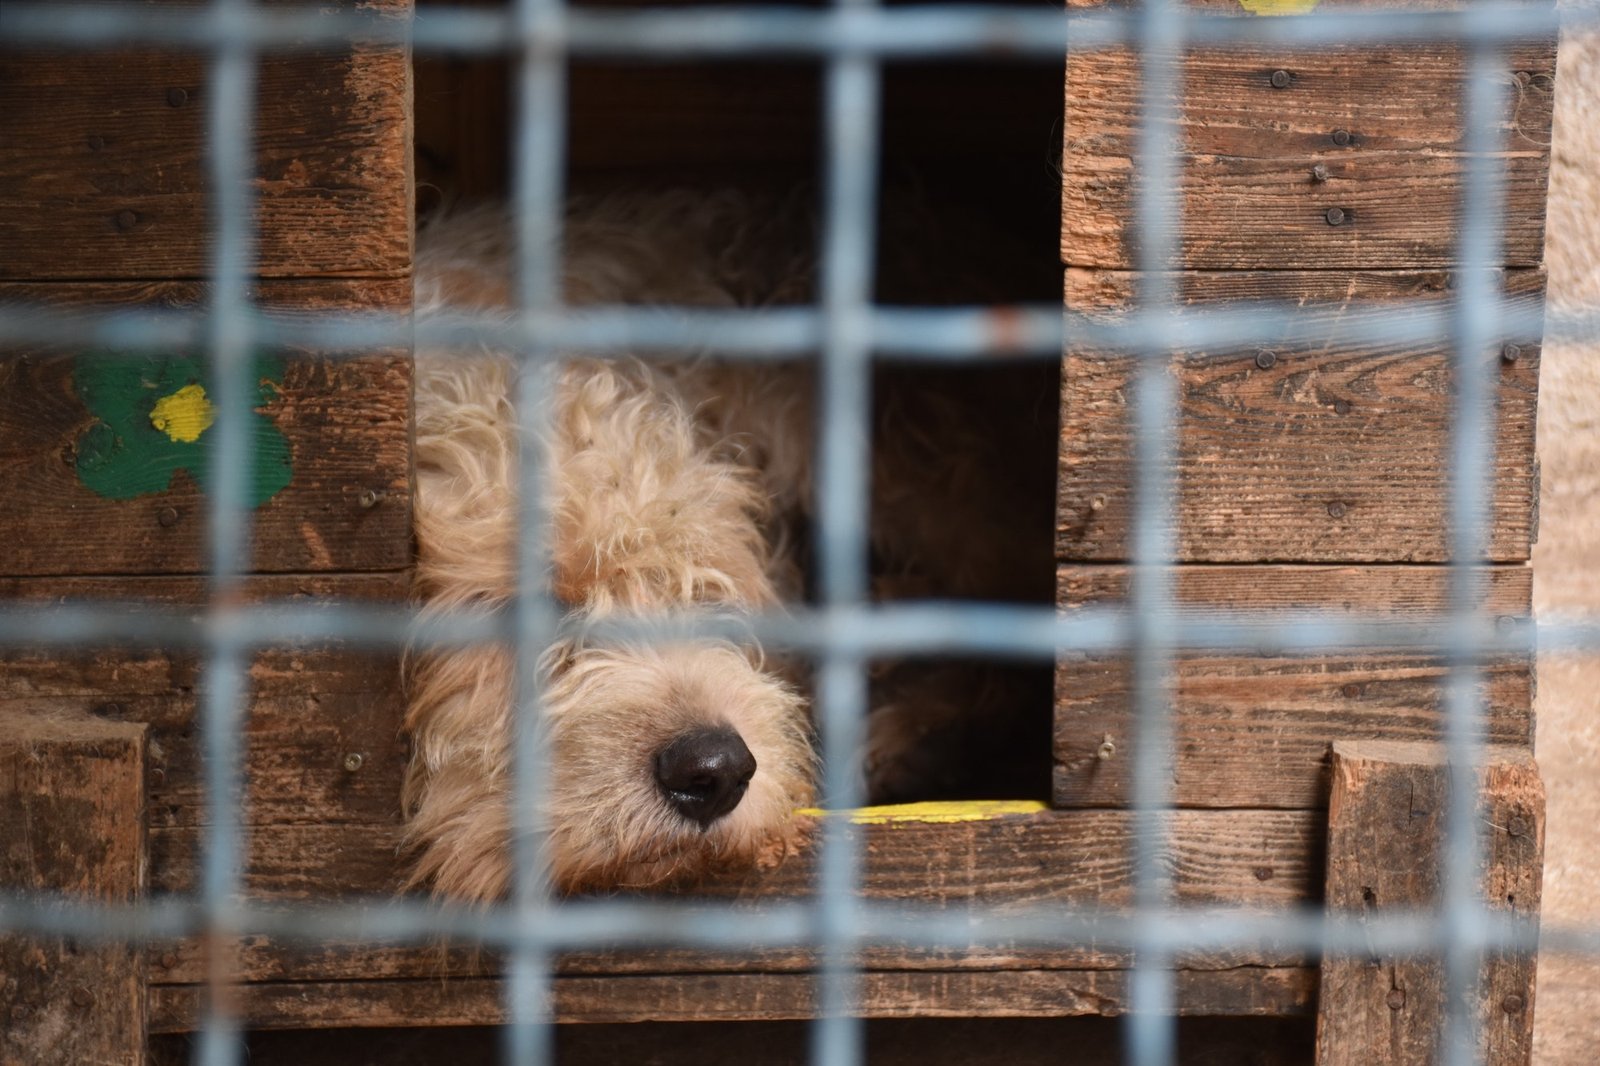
xmin=149 ymin=383 xmax=215 ymax=443
xmin=1237 ymin=0 xmax=1319 ymax=13
xmin=796 ymin=800 xmax=1048 ymax=825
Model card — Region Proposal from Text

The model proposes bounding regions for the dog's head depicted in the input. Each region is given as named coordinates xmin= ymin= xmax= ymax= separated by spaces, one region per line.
xmin=402 ymin=637 xmax=814 ymax=902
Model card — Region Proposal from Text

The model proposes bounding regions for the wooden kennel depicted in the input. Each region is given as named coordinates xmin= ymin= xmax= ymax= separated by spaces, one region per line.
xmin=0 ymin=1 xmax=1553 ymax=1063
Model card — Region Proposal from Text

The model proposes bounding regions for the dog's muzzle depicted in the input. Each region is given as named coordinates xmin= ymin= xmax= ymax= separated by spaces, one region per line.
xmin=654 ymin=726 xmax=758 ymax=828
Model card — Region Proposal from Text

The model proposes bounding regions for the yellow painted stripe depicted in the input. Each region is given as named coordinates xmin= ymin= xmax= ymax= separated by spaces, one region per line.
xmin=795 ymin=800 xmax=1048 ymax=825
xmin=1237 ymin=0 xmax=1320 ymax=14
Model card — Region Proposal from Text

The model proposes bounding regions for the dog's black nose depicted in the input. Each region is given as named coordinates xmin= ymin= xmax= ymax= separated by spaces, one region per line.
xmin=654 ymin=727 xmax=758 ymax=828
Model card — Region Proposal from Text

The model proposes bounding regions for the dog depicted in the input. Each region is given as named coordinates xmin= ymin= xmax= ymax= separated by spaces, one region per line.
xmin=402 ymin=189 xmax=1055 ymax=902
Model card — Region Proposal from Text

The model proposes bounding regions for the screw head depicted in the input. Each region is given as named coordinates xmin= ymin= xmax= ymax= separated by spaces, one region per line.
xmin=342 ymin=752 xmax=365 ymax=773
xmin=1089 ymin=494 xmax=1107 ymax=513
xmin=1096 ymin=737 xmax=1116 ymax=761
xmin=115 ymin=209 xmax=139 ymax=232
xmin=1327 ymin=501 xmax=1348 ymax=519
xmin=157 ymin=506 xmax=179 ymax=528
xmin=1501 ymin=343 xmax=1522 ymax=363
xmin=1254 ymin=349 xmax=1277 ymax=370
xmin=358 ymin=489 xmax=382 ymax=509
xmin=1270 ymin=69 xmax=1291 ymax=89
xmin=1310 ymin=163 xmax=1330 ymax=184
xmin=1331 ymin=128 xmax=1353 ymax=146
xmin=166 ymin=87 xmax=188 ymax=108
xmin=1387 ymin=988 xmax=1407 ymax=1011
xmin=1325 ymin=207 xmax=1347 ymax=227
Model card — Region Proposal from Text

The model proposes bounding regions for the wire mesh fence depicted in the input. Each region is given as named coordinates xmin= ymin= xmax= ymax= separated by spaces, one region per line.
xmin=2 ymin=2 xmax=1599 ymax=1065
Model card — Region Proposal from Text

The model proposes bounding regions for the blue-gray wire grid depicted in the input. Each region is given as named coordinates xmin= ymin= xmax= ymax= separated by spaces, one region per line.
xmin=3 ymin=3 xmax=1600 ymax=1065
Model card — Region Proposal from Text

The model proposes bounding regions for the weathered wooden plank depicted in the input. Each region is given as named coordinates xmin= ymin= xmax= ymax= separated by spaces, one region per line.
xmin=0 ymin=2 xmax=412 ymax=280
xmin=146 ymin=964 xmax=1318 ymax=1033
xmin=1315 ymin=741 xmax=1543 ymax=1066
xmin=0 ymin=706 xmax=148 ymax=1066
xmin=0 ymin=280 xmax=411 ymax=575
xmin=1055 ymin=564 xmax=1533 ymax=809
xmin=1057 ymin=269 xmax=1543 ymax=563
xmin=1062 ymin=37 xmax=1555 ymax=268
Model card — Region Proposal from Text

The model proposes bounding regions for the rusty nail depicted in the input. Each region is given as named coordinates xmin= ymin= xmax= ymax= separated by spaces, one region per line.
xmin=1342 ymin=683 xmax=1362 ymax=698
xmin=1387 ymin=988 xmax=1406 ymax=1011
xmin=1502 ymin=993 xmax=1526 ymax=1014
xmin=1327 ymin=501 xmax=1348 ymax=519
xmin=343 ymin=752 xmax=365 ymax=773
xmin=158 ymin=506 xmax=179 ymax=528
xmin=359 ymin=489 xmax=382 ymax=509
xmin=1334 ymin=399 xmax=1351 ymax=415
xmin=160 ymin=952 xmax=178 ymax=969
xmin=1096 ymin=736 xmax=1116 ymax=761
xmin=71 ymin=986 xmax=94 ymax=1008
xmin=1270 ymin=69 xmax=1291 ymax=89
xmin=1501 ymin=343 xmax=1522 ymax=364
xmin=86 ymin=134 xmax=106 ymax=152
xmin=1310 ymin=163 xmax=1330 ymax=183
xmin=1325 ymin=207 xmax=1347 ymax=226
xmin=115 ymin=210 xmax=139 ymax=232
xmin=1254 ymin=349 xmax=1277 ymax=370
xmin=1331 ymin=128 xmax=1353 ymax=146
xmin=1253 ymin=866 xmax=1274 ymax=882
xmin=166 ymin=87 xmax=188 ymax=108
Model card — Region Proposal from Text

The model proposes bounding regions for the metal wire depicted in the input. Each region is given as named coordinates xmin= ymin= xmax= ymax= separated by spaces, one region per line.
xmin=1 ymin=3 xmax=1595 ymax=1065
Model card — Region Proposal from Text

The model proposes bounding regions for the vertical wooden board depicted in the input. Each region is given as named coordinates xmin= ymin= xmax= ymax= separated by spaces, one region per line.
xmin=0 ymin=280 xmax=411 ymax=576
xmin=1315 ymin=741 xmax=1543 ymax=1066
xmin=1062 ymin=34 xmax=1555 ymax=269
xmin=1 ymin=707 xmax=148 ymax=1066
xmin=0 ymin=1 xmax=413 ymax=280
xmin=1057 ymin=269 xmax=1543 ymax=563
xmin=1054 ymin=565 xmax=1533 ymax=809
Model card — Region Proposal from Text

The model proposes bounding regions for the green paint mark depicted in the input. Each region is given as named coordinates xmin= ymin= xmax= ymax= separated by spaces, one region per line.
xmin=72 ymin=351 xmax=293 ymax=507
xmin=1237 ymin=0 xmax=1320 ymax=13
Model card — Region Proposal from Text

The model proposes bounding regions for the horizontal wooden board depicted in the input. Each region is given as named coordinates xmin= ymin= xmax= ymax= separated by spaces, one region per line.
xmin=148 ymin=965 xmax=1317 ymax=1033
xmin=0 ymin=2 xmax=412 ymax=280
xmin=1054 ymin=564 xmax=1533 ymax=809
xmin=0 ymin=280 xmax=411 ymax=575
xmin=1057 ymin=269 xmax=1543 ymax=563
xmin=1062 ymin=39 xmax=1555 ymax=268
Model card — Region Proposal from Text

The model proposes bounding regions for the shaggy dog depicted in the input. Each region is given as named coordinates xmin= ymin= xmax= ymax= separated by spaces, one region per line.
xmin=402 ymin=191 xmax=1052 ymax=902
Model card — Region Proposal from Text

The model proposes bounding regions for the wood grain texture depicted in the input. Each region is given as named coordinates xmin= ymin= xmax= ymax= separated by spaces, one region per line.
xmin=0 ymin=2 xmax=412 ymax=280
xmin=1058 ymin=269 xmax=1543 ymax=563
xmin=0 ymin=280 xmax=411 ymax=576
xmin=1055 ymin=564 xmax=1533 ymax=809
xmin=1062 ymin=39 xmax=1555 ymax=268
xmin=146 ymin=965 xmax=1318 ymax=1033
xmin=1315 ymin=741 xmax=1543 ymax=1066
xmin=0 ymin=706 xmax=148 ymax=1066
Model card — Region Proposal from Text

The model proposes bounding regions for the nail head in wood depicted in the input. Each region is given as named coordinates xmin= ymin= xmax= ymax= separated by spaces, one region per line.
xmin=166 ymin=87 xmax=188 ymax=108
xmin=342 ymin=752 xmax=364 ymax=773
xmin=1254 ymin=349 xmax=1277 ymax=370
xmin=1311 ymin=163 xmax=1330 ymax=183
xmin=71 ymin=986 xmax=95 ymax=1008
xmin=1327 ymin=501 xmax=1348 ymax=519
xmin=114 ymin=210 xmax=138 ymax=232
xmin=86 ymin=134 xmax=105 ymax=152
xmin=1270 ymin=69 xmax=1292 ymax=89
xmin=1331 ymin=128 xmax=1353 ymax=146
xmin=157 ymin=506 xmax=179 ymax=528
xmin=1501 ymin=343 xmax=1522 ymax=363
xmin=1325 ymin=207 xmax=1347 ymax=226
xmin=1334 ymin=399 xmax=1351 ymax=415
xmin=1386 ymin=988 xmax=1406 ymax=1011
xmin=1502 ymin=993 xmax=1526 ymax=1014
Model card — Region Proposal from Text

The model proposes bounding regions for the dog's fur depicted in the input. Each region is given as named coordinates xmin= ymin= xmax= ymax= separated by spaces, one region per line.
xmin=403 ymin=190 xmax=1054 ymax=902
